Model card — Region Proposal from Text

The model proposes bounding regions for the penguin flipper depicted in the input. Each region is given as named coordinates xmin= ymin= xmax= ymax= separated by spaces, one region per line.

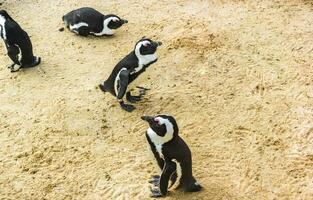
xmin=158 ymin=160 xmax=177 ymax=196
xmin=77 ymin=26 xmax=90 ymax=37
xmin=116 ymin=69 xmax=130 ymax=100
xmin=7 ymin=44 xmax=21 ymax=66
xmin=116 ymin=70 xmax=136 ymax=112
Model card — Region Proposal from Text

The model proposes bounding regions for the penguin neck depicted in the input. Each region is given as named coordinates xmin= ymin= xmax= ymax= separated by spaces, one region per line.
xmin=147 ymin=127 xmax=175 ymax=145
xmin=134 ymin=49 xmax=157 ymax=72
xmin=94 ymin=16 xmax=114 ymax=36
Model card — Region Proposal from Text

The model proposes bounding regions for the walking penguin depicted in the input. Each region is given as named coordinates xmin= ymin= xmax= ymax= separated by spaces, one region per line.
xmin=99 ymin=37 xmax=162 ymax=112
xmin=141 ymin=114 xmax=202 ymax=197
xmin=0 ymin=10 xmax=41 ymax=72
xmin=62 ymin=7 xmax=128 ymax=37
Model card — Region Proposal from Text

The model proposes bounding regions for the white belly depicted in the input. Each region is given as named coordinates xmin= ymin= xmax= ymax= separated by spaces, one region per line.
xmin=155 ymin=144 xmax=163 ymax=159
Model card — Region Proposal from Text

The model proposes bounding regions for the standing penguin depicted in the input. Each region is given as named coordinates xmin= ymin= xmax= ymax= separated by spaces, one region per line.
xmin=141 ymin=114 xmax=202 ymax=197
xmin=0 ymin=10 xmax=41 ymax=72
xmin=62 ymin=7 xmax=128 ymax=37
xmin=99 ymin=38 xmax=162 ymax=112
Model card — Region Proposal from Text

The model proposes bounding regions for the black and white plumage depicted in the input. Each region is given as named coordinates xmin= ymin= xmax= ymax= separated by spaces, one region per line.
xmin=62 ymin=7 xmax=128 ymax=37
xmin=0 ymin=10 xmax=41 ymax=72
xmin=141 ymin=114 xmax=202 ymax=198
xmin=99 ymin=38 xmax=162 ymax=112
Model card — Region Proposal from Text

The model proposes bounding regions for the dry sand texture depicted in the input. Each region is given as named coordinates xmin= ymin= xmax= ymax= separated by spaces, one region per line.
xmin=0 ymin=0 xmax=313 ymax=199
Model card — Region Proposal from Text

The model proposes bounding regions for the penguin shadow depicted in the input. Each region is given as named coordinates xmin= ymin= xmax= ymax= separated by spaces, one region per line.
xmin=16 ymin=64 xmax=46 ymax=77
xmin=165 ymin=183 xmax=235 ymax=200
xmin=58 ymin=26 xmax=119 ymax=40
xmin=61 ymin=32 xmax=107 ymax=40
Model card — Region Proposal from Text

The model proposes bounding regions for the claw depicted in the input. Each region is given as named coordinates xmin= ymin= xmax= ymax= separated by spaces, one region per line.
xmin=126 ymin=92 xmax=141 ymax=103
xmin=136 ymin=86 xmax=150 ymax=96
xmin=148 ymin=175 xmax=160 ymax=186
xmin=150 ymin=187 xmax=163 ymax=198
xmin=136 ymin=86 xmax=150 ymax=90
xmin=151 ymin=175 xmax=160 ymax=179
xmin=119 ymin=101 xmax=136 ymax=112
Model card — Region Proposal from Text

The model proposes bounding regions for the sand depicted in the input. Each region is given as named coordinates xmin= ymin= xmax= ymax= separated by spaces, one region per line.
xmin=0 ymin=0 xmax=312 ymax=199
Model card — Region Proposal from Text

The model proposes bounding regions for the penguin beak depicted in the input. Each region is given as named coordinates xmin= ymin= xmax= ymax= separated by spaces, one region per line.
xmin=152 ymin=41 xmax=162 ymax=48
xmin=122 ymin=19 xmax=128 ymax=24
xmin=141 ymin=116 xmax=154 ymax=123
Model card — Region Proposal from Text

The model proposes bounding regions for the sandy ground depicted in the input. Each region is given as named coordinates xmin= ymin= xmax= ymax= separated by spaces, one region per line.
xmin=0 ymin=0 xmax=312 ymax=199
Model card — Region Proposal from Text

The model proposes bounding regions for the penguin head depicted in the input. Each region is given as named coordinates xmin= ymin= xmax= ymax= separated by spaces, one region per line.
xmin=105 ymin=14 xmax=128 ymax=29
xmin=135 ymin=38 xmax=162 ymax=56
xmin=141 ymin=114 xmax=178 ymax=137
xmin=0 ymin=10 xmax=12 ymax=20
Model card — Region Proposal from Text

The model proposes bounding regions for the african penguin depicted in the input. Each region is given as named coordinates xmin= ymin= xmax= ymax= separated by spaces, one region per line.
xmin=99 ymin=38 xmax=162 ymax=112
xmin=62 ymin=7 xmax=128 ymax=37
xmin=0 ymin=10 xmax=41 ymax=72
xmin=141 ymin=114 xmax=202 ymax=198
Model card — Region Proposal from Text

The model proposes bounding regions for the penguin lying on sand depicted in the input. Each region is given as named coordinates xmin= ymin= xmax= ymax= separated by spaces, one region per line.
xmin=141 ymin=114 xmax=202 ymax=198
xmin=0 ymin=10 xmax=41 ymax=72
xmin=62 ymin=7 xmax=128 ymax=37
xmin=99 ymin=38 xmax=162 ymax=112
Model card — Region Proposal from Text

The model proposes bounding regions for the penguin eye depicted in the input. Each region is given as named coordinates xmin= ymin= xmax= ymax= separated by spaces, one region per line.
xmin=112 ymin=18 xmax=118 ymax=22
xmin=154 ymin=118 xmax=160 ymax=124
xmin=143 ymin=42 xmax=150 ymax=47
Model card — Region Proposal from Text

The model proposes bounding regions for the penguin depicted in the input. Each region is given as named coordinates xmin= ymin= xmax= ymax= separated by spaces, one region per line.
xmin=141 ymin=114 xmax=202 ymax=198
xmin=62 ymin=7 xmax=128 ymax=37
xmin=99 ymin=38 xmax=162 ymax=112
xmin=0 ymin=10 xmax=41 ymax=72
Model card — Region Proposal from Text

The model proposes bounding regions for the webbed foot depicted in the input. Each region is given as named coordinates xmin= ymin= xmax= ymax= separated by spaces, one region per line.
xmin=148 ymin=175 xmax=160 ymax=186
xmin=120 ymin=101 xmax=136 ymax=112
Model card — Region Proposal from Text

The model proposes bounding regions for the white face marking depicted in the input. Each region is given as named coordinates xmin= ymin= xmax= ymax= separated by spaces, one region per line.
xmin=114 ymin=68 xmax=127 ymax=96
xmin=0 ymin=15 xmax=7 ymax=40
xmin=132 ymin=40 xmax=157 ymax=75
xmin=90 ymin=17 xmax=118 ymax=36
xmin=147 ymin=117 xmax=174 ymax=157
xmin=69 ymin=22 xmax=88 ymax=33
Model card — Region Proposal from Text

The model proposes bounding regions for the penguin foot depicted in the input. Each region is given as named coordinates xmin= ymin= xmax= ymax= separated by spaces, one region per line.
xmin=136 ymin=86 xmax=150 ymax=95
xmin=126 ymin=92 xmax=141 ymax=103
xmin=150 ymin=187 xmax=164 ymax=198
xmin=119 ymin=101 xmax=136 ymax=112
xmin=148 ymin=175 xmax=160 ymax=186
xmin=9 ymin=64 xmax=21 ymax=73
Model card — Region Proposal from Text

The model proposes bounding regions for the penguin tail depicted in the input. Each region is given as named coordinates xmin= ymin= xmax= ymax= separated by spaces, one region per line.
xmin=99 ymin=83 xmax=107 ymax=93
xmin=36 ymin=57 xmax=41 ymax=65
xmin=186 ymin=181 xmax=202 ymax=192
